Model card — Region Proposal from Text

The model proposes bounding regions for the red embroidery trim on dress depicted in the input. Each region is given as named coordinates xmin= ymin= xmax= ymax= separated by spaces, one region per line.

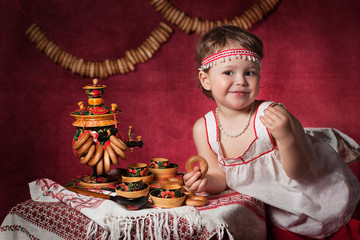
xmin=218 ymin=101 xmax=277 ymax=167
xmin=217 ymin=107 xmax=258 ymax=165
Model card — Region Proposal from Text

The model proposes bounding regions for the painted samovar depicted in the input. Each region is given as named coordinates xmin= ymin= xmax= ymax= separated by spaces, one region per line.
xmin=70 ymin=79 xmax=143 ymax=187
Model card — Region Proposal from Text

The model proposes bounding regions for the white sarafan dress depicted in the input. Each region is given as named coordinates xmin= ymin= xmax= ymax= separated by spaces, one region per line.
xmin=203 ymin=101 xmax=360 ymax=239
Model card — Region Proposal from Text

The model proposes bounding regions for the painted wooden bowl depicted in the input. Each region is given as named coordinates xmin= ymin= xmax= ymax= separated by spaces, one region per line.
xmin=121 ymin=172 xmax=154 ymax=185
xmin=119 ymin=177 xmax=143 ymax=192
xmin=158 ymin=184 xmax=183 ymax=198
xmin=150 ymin=189 xmax=186 ymax=208
xmin=116 ymin=184 xmax=150 ymax=198
xmin=127 ymin=163 xmax=149 ymax=177
xmin=150 ymin=158 xmax=170 ymax=169
xmin=149 ymin=163 xmax=179 ymax=180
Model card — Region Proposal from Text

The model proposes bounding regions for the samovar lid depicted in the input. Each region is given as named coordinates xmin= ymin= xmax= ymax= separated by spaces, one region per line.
xmin=83 ymin=78 xmax=106 ymax=90
xmin=70 ymin=79 xmax=121 ymax=127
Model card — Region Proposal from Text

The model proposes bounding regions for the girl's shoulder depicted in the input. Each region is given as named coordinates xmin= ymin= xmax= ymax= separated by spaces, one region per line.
xmin=193 ymin=116 xmax=207 ymax=136
xmin=193 ymin=116 xmax=205 ymax=128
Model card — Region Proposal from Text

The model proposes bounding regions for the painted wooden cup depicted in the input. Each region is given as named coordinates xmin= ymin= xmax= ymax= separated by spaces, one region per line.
xmin=120 ymin=177 xmax=143 ymax=192
xmin=127 ymin=163 xmax=149 ymax=177
xmin=150 ymin=158 xmax=170 ymax=169
xmin=159 ymin=184 xmax=183 ymax=198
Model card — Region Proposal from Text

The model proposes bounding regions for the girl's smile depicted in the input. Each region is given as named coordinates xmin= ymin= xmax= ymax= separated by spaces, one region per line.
xmin=228 ymin=90 xmax=250 ymax=96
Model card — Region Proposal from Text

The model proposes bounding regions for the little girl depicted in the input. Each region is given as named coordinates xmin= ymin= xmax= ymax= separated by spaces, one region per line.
xmin=184 ymin=25 xmax=360 ymax=238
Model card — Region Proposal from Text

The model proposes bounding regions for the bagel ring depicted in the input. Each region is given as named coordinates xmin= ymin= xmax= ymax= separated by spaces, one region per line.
xmin=76 ymin=137 xmax=93 ymax=156
xmin=80 ymin=144 xmax=95 ymax=164
xmin=110 ymin=135 xmax=127 ymax=151
xmin=103 ymin=149 xmax=111 ymax=174
xmin=72 ymin=131 xmax=90 ymax=150
xmin=185 ymin=155 xmax=208 ymax=177
xmin=106 ymin=144 xmax=119 ymax=165
xmin=185 ymin=195 xmax=208 ymax=207
xmin=110 ymin=142 xmax=126 ymax=160
xmin=96 ymin=158 xmax=104 ymax=175
xmin=87 ymin=144 xmax=103 ymax=167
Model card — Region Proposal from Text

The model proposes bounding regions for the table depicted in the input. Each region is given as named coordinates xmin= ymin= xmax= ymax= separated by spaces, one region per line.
xmin=0 ymin=178 xmax=266 ymax=240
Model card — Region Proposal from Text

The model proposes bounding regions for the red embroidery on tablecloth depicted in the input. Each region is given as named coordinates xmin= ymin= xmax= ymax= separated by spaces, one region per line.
xmin=8 ymin=200 xmax=213 ymax=240
xmin=35 ymin=178 xmax=61 ymax=198
xmin=0 ymin=224 xmax=40 ymax=240
xmin=8 ymin=200 xmax=106 ymax=240
xmin=197 ymin=191 xmax=265 ymax=220
xmin=56 ymin=191 xmax=105 ymax=211
xmin=35 ymin=178 xmax=105 ymax=211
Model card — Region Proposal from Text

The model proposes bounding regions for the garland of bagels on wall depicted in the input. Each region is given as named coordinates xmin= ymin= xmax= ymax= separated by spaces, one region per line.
xmin=150 ymin=0 xmax=280 ymax=34
xmin=25 ymin=0 xmax=280 ymax=79
xmin=25 ymin=22 xmax=173 ymax=79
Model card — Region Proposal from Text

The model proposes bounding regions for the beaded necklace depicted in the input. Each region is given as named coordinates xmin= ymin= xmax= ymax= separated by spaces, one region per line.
xmin=215 ymin=102 xmax=254 ymax=138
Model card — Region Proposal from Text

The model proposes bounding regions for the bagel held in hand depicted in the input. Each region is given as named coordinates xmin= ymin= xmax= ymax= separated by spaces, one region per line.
xmin=185 ymin=155 xmax=208 ymax=177
xmin=183 ymin=155 xmax=209 ymax=206
xmin=183 ymin=155 xmax=209 ymax=193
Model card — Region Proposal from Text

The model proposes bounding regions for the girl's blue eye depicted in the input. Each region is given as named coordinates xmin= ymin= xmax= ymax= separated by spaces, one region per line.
xmin=225 ymin=71 xmax=233 ymax=76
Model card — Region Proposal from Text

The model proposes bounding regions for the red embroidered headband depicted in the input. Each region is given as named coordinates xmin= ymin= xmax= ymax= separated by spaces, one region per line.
xmin=199 ymin=48 xmax=261 ymax=71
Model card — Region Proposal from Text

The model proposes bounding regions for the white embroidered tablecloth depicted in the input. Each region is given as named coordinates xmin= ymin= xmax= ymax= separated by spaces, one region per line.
xmin=0 ymin=178 xmax=266 ymax=240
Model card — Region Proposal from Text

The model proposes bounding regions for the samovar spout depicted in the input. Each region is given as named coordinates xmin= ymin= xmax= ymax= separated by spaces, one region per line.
xmin=126 ymin=126 xmax=143 ymax=152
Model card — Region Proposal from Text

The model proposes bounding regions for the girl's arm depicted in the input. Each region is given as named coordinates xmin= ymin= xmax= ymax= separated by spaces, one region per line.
xmin=183 ymin=117 xmax=227 ymax=194
xmin=260 ymin=105 xmax=311 ymax=180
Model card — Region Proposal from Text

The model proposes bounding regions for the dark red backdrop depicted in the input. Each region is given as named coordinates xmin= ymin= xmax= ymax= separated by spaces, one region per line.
xmin=1 ymin=0 xmax=359 ymax=222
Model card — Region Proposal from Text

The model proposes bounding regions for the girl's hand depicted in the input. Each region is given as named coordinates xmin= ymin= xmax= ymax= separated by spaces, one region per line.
xmin=260 ymin=104 xmax=311 ymax=179
xmin=183 ymin=165 xmax=208 ymax=193
xmin=259 ymin=105 xmax=294 ymax=143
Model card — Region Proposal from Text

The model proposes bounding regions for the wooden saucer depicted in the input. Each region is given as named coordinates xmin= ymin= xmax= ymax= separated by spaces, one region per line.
xmin=78 ymin=174 xmax=119 ymax=188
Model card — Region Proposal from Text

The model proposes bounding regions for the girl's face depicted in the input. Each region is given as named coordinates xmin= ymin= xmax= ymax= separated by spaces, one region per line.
xmin=199 ymin=44 xmax=260 ymax=111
